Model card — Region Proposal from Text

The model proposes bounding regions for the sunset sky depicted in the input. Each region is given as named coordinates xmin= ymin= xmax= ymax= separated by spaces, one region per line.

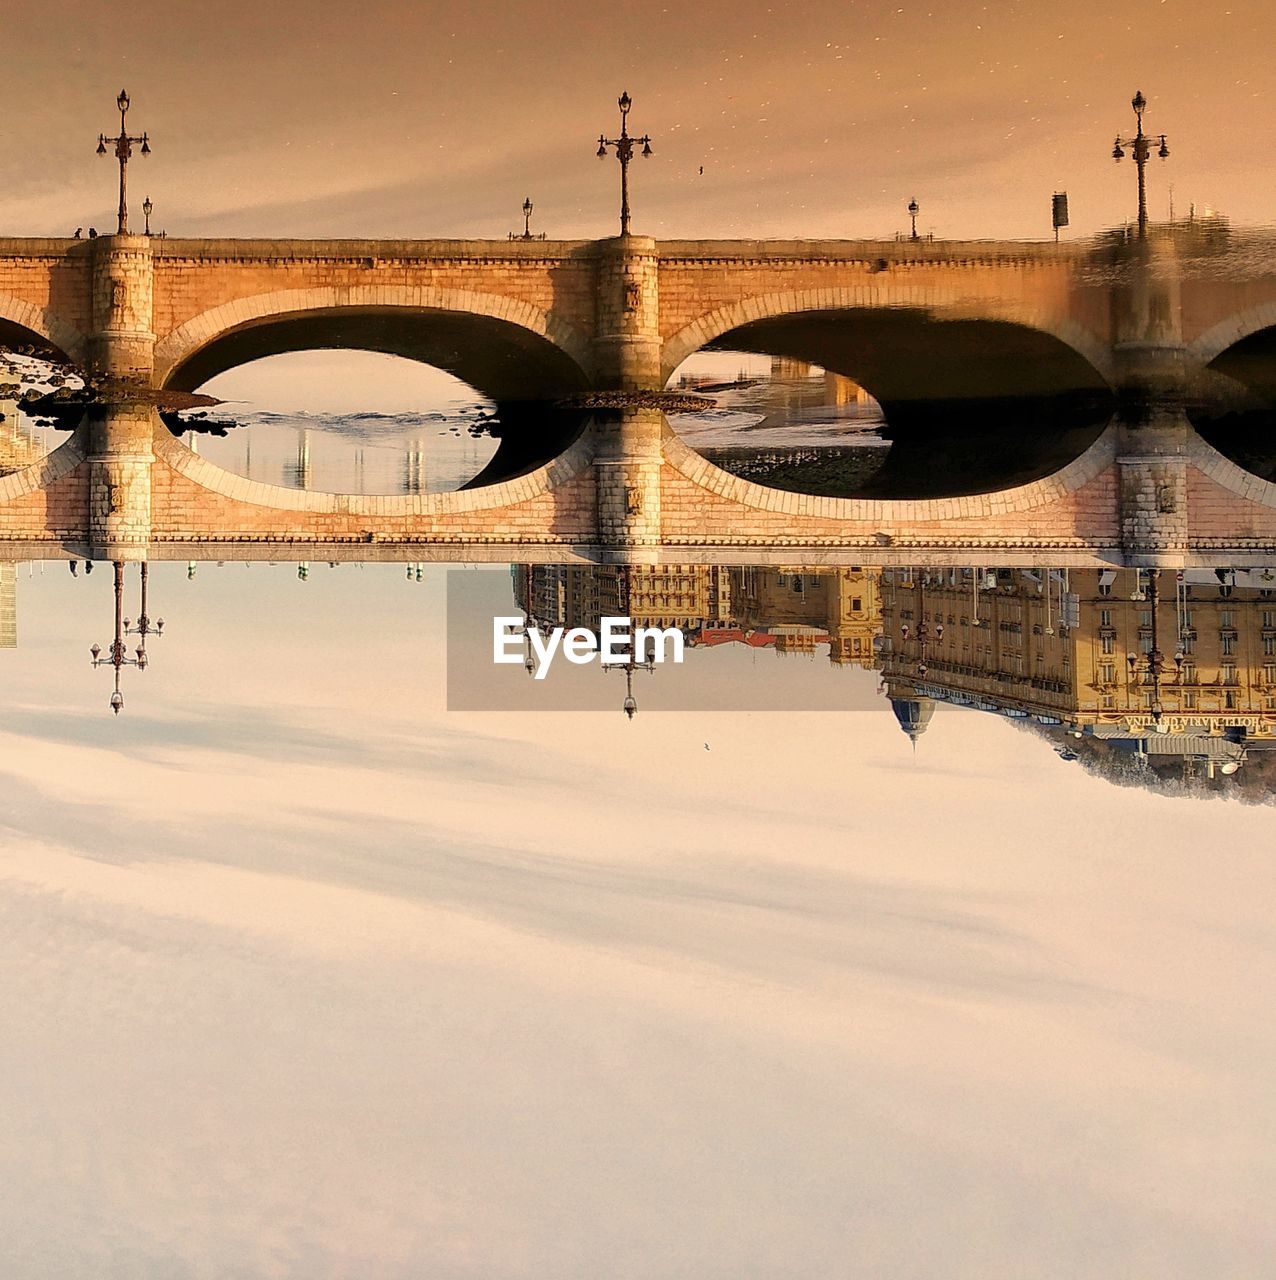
xmin=6 ymin=0 xmax=1274 ymax=242
xmin=1 ymin=563 xmax=1272 ymax=1276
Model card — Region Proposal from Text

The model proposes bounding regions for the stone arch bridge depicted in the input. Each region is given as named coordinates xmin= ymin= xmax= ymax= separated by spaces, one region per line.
xmin=0 ymin=223 xmax=1275 ymax=566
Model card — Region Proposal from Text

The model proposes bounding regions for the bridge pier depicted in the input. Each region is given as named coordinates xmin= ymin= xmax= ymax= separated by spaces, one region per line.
xmin=85 ymin=403 xmax=155 ymax=559
xmin=592 ymin=235 xmax=662 ymax=392
xmin=1111 ymin=234 xmax=1191 ymax=564
xmin=590 ymin=236 xmax=665 ymax=560
xmin=593 ymin=408 xmax=663 ymax=563
xmin=84 ymin=234 xmax=157 ymax=560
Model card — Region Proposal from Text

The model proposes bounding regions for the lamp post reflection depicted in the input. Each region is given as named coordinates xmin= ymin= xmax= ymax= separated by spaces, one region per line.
xmin=509 ymin=197 xmax=546 ymax=241
xmin=95 ymin=89 xmax=151 ymax=236
xmin=596 ymin=91 xmax=652 ymax=237
xmin=1111 ymin=89 xmax=1169 ymax=241
xmin=899 ymin=570 xmax=942 ymax=680
xmin=1125 ymin=568 xmax=1181 ymax=728
xmin=610 ymin=566 xmax=654 ymax=718
xmin=90 ymin=561 xmax=150 ymax=714
xmin=122 ymin=562 xmax=164 ymax=645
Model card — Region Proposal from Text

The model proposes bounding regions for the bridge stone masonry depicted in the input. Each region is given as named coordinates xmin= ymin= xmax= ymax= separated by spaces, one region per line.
xmin=1 ymin=222 xmax=1276 ymax=566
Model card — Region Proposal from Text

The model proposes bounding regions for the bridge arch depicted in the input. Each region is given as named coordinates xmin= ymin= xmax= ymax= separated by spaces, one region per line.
xmin=152 ymin=426 xmax=594 ymax=521
xmin=661 ymin=421 xmax=1119 ymax=525
xmin=154 ymin=286 xmax=594 ymax=402
xmin=0 ymin=292 xmax=85 ymax=364
xmin=1187 ymin=303 xmax=1276 ymax=369
xmin=660 ymin=286 xmax=1116 ymax=394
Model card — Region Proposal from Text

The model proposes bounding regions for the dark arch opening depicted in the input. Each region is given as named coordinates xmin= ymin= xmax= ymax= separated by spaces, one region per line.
xmin=164 ymin=308 xmax=592 ymax=486
xmin=1191 ymin=326 xmax=1276 ymax=482
xmin=670 ymin=310 xmax=1115 ymax=498
xmin=0 ymin=323 xmax=81 ymax=473
xmin=0 ymin=319 xmax=69 ymax=365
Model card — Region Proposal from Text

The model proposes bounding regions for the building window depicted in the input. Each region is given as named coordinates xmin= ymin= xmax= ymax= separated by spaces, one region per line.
xmin=1183 ymin=692 xmax=1197 ymax=709
xmin=1100 ymin=608 xmax=1112 ymax=626
xmin=1265 ymin=635 xmax=1276 ymax=657
xmin=1100 ymin=663 xmax=1115 ymax=683
xmin=1101 ymin=635 xmax=1115 ymax=654
xmin=1221 ymin=634 xmax=1235 ymax=656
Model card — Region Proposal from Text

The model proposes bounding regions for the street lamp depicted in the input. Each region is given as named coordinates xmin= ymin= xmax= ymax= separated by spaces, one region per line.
xmin=96 ymin=90 xmax=151 ymax=235
xmin=123 ymin=562 xmax=164 ymax=643
xmin=596 ymin=91 xmax=652 ymax=237
xmin=89 ymin=561 xmax=149 ymax=714
xmin=1124 ymin=568 xmax=1182 ymax=728
xmin=899 ymin=571 xmax=942 ymax=679
xmin=142 ymin=195 xmax=153 ymax=236
xmin=1111 ymin=89 xmax=1169 ymax=241
xmin=509 ymin=196 xmax=545 ymax=240
xmin=606 ymin=566 xmax=654 ymax=717
xmin=907 ymin=198 xmax=920 ymax=241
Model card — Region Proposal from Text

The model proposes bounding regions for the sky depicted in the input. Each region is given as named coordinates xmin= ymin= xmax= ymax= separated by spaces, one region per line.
xmin=4 ymin=0 xmax=1275 ymax=242
xmin=1 ymin=562 xmax=1273 ymax=1277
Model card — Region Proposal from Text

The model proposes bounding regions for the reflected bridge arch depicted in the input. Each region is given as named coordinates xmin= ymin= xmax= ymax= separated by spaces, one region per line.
xmin=153 ymin=286 xmax=597 ymax=484
xmin=154 ymin=286 xmax=594 ymax=402
xmin=0 ymin=292 xmax=85 ymax=366
xmin=661 ymin=290 xmax=1116 ymax=407
xmin=660 ymin=290 xmax=1118 ymax=499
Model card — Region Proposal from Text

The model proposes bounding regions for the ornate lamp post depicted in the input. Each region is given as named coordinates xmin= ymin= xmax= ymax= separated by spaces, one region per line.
xmin=142 ymin=196 xmax=153 ymax=236
xmin=596 ymin=91 xmax=652 ymax=237
xmin=509 ymin=196 xmax=545 ymax=241
xmin=899 ymin=571 xmax=942 ymax=679
xmin=122 ymin=562 xmax=164 ymax=644
xmin=607 ymin=566 xmax=654 ymax=717
xmin=90 ymin=561 xmax=149 ymax=714
xmin=1125 ymin=569 xmax=1183 ymax=728
xmin=1111 ymin=90 xmax=1168 ymax=241
xmin=907 ymin=198 xmax=920 ymax=242
xmin=96 ymin=90 xmax=151 ymax=235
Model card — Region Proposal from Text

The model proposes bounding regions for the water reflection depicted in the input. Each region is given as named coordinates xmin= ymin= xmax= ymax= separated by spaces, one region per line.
xmin=2 ymin=556 xmax=1272 ymax=799
xmin=501 ymin=562 xmax=1276 ymax=796
xmin=880 ymin=566 xmax=1276 ymax=797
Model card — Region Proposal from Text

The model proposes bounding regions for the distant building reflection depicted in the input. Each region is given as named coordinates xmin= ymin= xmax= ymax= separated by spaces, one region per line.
xmin=0 ymin=398 xmax=49 ymax=476
xmin=512 ymin=564 xmax=882 ymax=664
xmin=507 ymin=560 xmax=1276 ymax=791
xmin=0 ymin=563 xmax=15 ymax=648
xmin=880 ymin=567 xmax=1276 ymax=795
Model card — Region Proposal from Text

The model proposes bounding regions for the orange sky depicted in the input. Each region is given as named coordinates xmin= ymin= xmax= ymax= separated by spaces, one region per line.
xmin=5 ymin=0 xmax=1274 ymax=241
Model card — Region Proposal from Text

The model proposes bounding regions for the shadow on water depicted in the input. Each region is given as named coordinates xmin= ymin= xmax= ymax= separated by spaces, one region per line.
xmin=1191 ymin=408 xmax=1276 ymax=483
xmin=698 ymin=391 xmax=1113 ymax=500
